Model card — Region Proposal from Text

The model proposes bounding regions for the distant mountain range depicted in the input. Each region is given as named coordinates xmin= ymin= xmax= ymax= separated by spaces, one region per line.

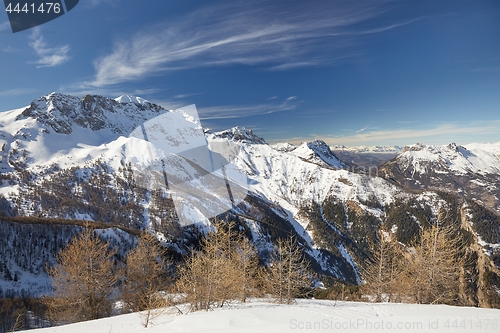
xmin=0 ymin=92 xmax=499 ymax=307
xmin=381 ymin=142 xmax=500 ymax=212
xmin=331 ymin=145 xmax=403 ymax=153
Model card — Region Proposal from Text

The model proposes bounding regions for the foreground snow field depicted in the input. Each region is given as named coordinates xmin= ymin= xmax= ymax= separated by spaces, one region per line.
xmin=30 ymin=299 xmax=500 ymax=333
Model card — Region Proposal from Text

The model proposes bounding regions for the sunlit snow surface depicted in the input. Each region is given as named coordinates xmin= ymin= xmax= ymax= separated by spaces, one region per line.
xmin=129 ymin=104 xmax=248 ymax=226
xmin=395 ymin=142 xmax=500 ymax=176
xmin=30 ymin=299 xmax=500 ymax=333
xmin=114 ymin=95 xmax=149 ymax=105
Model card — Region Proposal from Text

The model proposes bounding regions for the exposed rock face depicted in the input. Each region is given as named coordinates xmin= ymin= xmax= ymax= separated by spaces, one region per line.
xmin=211 ymin=126 xmax=267 ymax=145
xmin=17 ymin=92 xmax=166 ymax=135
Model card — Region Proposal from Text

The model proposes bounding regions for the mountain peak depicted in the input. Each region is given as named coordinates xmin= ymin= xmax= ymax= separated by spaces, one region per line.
xmin=16 ymin=92 xmax=165 ymax=135
xmin=401 ymin=142 xmax=466 ymax=155
xmin=447 ymin=142 xmax=460 ymax=152
xmin=291 ymin=140 xmax=344 ymax=169
xmin=392 ymin=141 xmax=500 ymax=176
xmin=115 ymin=95 xmax=149 ymax=105
xmin=212 ymin=126 xmax=267 ymax=145
xmin=402 ymin=142 xmax=426 ymax=153
xmin=307 ymin=139 xmax=331 ymax=152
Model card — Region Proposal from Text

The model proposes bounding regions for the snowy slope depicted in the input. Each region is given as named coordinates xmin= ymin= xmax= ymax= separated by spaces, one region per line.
xmin=30 ymin=299 xmax=500 ymax=333
xmin=394 ymin=142 xmax=500 ymax=176
xmin=231 ymin=140 xmax=397 ymax=210
xmin=208 ymin=136 xmax=400 ymax=279
xmin=0 ymin=93 xmax=166 ymax=170
xmin=294 ymin=140 xmax=345 ymax=168
xmin=380 ymin=142 xmax=500 ymax=211
xmin=271 ymin=142 xmax=297 ymax=152
xmin=277 ymin=140 xmax=346 ymax=169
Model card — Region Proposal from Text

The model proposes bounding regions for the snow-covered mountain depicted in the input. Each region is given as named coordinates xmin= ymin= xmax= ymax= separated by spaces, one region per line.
xmin=394 ymin=142 xmax=500 ymax=175
xmin=0 ymin=92 xmax=167 ymax=173
xmin=292 ymin=140 xmax=346 ymax=169
xmin=331 ymin=145 xmax=403 ymax=154
xmin=1 ymin=93 xmax=500 ymax=307
xmin=271 ymin=140 xmax=345 ymax=169
xmin=209 ymin=127 xmax=267 ymax=145
xmin=381 ymin=142 xmax=500 ymax=211
xmin=17 ymin=92 xmax=164 ymax=136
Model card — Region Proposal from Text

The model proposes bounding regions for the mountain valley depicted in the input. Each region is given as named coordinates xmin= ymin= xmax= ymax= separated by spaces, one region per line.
xmin=0 ymin=93 xmax=499 ymax=313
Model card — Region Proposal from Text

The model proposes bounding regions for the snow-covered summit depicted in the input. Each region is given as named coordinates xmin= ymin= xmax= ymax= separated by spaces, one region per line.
xmin=291 ymin=140 xmax=345 ymax=169
xmin=115 ymin=95 xmax=149 ymax=105
xmin=380 ymin=141 xmax=500 ymax=211
xmin=396 ymin=142 xmax=500 ymax=176
xmin=210 ymin=126 xmax=267 ymax=145
xmin=15 ymin=93 xmax=165 ymax=136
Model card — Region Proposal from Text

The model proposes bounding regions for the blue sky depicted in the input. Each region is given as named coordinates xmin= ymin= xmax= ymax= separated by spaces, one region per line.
xmin=1 ymin=0 xmax=499 ymax=146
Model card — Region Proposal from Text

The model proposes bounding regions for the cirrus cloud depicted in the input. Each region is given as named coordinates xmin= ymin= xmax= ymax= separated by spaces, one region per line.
xmin=29 ymin=28 xmax=70 ymax=68
xmin=80 ymin=1 xmax=419 ymax=88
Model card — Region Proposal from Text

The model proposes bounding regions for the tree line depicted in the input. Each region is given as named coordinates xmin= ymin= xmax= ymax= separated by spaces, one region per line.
xmin=361 ymin=210 xmax=498 ymax=307
xmin=40 ymin=220 xmax=312 ymax=328
xmin=302 ymin=196 xmax=500 ymax=309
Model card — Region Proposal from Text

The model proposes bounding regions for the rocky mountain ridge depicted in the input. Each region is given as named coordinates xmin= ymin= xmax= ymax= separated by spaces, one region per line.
xmin=0 ymin=93 xmax=499 ymax=307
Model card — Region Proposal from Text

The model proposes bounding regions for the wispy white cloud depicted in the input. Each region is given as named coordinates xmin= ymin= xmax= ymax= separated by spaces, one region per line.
xmin=357 ymin=18 xmax=423 ymax=34
xmin=174 ymin=92 xmax=204 ymax=99
xmin=29 ymin=28 xmax=70 ymax=68
xmin=151 ymin=99 xmax=189 ymax=111
xmin=81 ymin=1 xmax=416 ymax=88
xmin=198 ymin=96 xmax=300 ymax=120
xmin=3 ymin=46 xmax=18 ymax=52
xmin=279 ymin=121 xmax=500 ymax=146
xmin=343 ymin=123 xmax=500 ymax=145
xmin=471 ymin=66 xmax=500 ymax=73
xmin=129 ymin=88 xmax=164 ymax=96
xmin=270 ymin=61 xmax=324 ymax=71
